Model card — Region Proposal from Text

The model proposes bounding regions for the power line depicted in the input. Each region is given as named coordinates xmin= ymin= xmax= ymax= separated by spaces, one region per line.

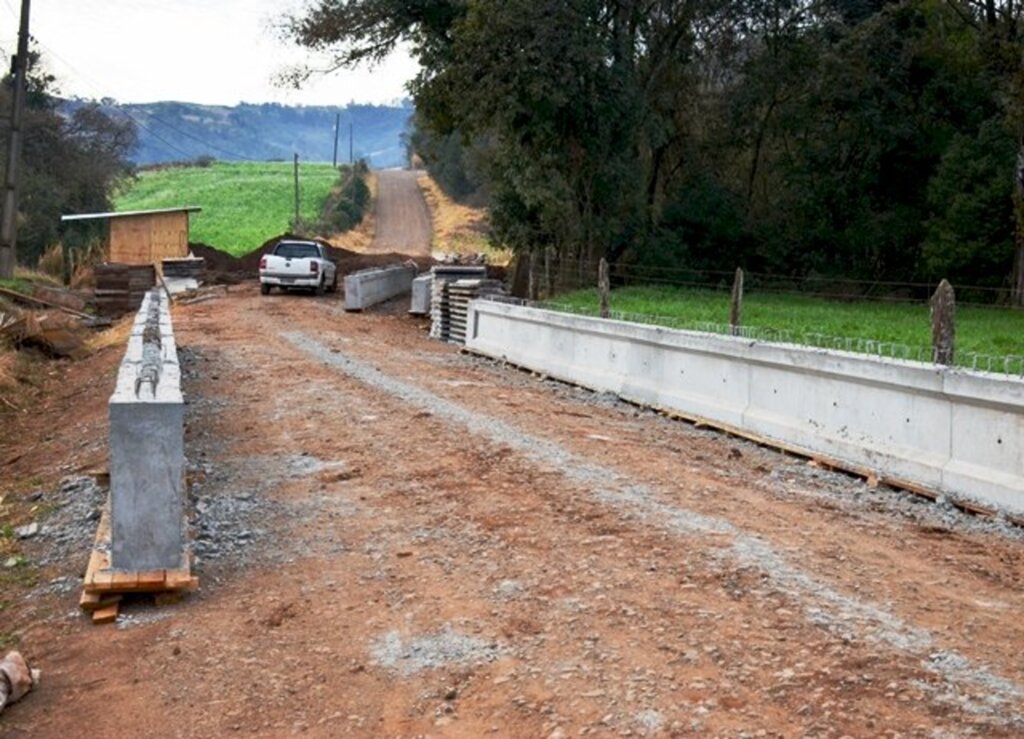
xmin=27 ymin=30 xmax=263 ymax=162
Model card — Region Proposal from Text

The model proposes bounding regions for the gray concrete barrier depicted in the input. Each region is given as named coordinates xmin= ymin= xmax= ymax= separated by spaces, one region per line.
xmin=410 ymin=274 xmax=432 ymax=315
xmin=465 ymin=300 xmax=1024 ymax=516
xmin=344 ymin=264 xmax=417 ymax=311
xmin=108 ymin=289 xmax=185 ymax=570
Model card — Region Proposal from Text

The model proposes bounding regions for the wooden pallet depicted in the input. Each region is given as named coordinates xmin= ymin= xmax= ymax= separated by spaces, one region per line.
xmin=80 ymin=499 xmax=197 ymax=624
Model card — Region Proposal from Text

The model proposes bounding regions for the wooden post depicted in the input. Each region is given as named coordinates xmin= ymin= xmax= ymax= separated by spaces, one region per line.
xmin=729 ymin=267 xmax=744 ymax=336
xmin=931 ymin=279 xmax=955 ymax=366
xmin=599 ymin=257 xmax=610 ymax=318
xmin=528 ymin=251 xmax=538 ymax=301
xmin=0 ymin=0 xmax=32 ymax=280
xmin=332 ymin=112 xmax=340 ymax=168
xmin=292 ymin=153 xmax=300 ymax=232
xmin=544 ymin=246 xmax=553 ymax=299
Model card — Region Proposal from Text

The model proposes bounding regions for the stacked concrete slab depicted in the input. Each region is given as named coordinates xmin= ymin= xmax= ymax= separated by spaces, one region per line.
xmin=344 ymin=264 xmax=417 ymax=311
xmin=446 ymin=279 xmax=506 ymax=344
xmin=428 ymin=265 xmax=488 ymax=342
xmin=108 ymin=289 xmax=185 ymax=571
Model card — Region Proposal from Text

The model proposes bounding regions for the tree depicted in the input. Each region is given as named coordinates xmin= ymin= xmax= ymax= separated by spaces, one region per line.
xmin=0 ymin=49 xmax=137 ymax=264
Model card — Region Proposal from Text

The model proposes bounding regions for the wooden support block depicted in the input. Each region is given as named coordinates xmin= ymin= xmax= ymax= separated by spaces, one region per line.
xmin=137 ymin=570 xmax=167 ymax=589
xmin=164 ymin=571 xmax=195 ymax=590
xmin=79 ymin=590 xmax=103 ymax=611
xmin=92 ymin=603 xmax=119 ymax=625
xmin=109 ymin=571 xmax=140 ymax=589
xmin=80 ymin=593 xmax=122 ymax=613
xmin=88 ymin=569 xmax=116 ymax=591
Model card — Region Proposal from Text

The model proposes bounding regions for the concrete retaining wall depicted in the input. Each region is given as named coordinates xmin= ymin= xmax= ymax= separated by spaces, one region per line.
xmin=466 ymin=300 xmax=1024 ymax=516
xmin=108 ymin=289 xmax=185 ymax=570
xmin=344 ymin=264 xmax=417 ymax=311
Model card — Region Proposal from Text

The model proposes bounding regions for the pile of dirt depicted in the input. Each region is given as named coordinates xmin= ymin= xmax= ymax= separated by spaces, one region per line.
xmin=190 ymin=234 xmax=437 ymax=280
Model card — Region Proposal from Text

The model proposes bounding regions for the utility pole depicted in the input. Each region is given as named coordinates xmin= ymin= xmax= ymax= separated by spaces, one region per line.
xmin=332 ymin=112 xmax=340 ymax=168
xmin=349 ymin=122 xmax=353 ymax=164
xmin=0 ymin=0 xmax=31 ymax=279
xmin=292 ymin=153 xmax=300 ymax=232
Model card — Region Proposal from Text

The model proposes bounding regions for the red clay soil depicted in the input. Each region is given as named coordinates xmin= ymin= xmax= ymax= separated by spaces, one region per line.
xmin=1 ymin=284 xmax=1023 ymax=738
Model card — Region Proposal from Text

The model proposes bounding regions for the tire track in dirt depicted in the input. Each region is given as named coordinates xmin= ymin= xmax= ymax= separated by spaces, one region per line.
xmin=285 ymin=329 xmax=1024 ymax=726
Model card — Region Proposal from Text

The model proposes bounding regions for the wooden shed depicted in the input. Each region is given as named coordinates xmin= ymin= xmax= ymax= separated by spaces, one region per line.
xmin=61 ymin=206 xmax=202 ymax=268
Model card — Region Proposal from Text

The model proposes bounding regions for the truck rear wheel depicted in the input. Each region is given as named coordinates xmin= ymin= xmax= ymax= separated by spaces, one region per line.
xmin=260 ymin=283 xmax=271 ymax=295
xmin=315 ymin=277 xmax=326 ymax=296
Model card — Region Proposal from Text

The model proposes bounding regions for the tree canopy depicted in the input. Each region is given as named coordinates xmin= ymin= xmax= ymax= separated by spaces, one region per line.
xmin=287 ymin=0 xmax=1024 ymax=299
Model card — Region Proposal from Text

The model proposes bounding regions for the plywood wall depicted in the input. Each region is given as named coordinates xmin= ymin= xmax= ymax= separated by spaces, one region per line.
xmin=109 ymin=212 xmax=189 ymax=266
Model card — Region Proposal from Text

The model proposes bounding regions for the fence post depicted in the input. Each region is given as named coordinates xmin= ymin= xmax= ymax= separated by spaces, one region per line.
xmin=544 ymin=246 xmax=553 ymax=299
xmin=931 ymin=279 xmax=955 ymax=366
xmin=599 ymin=257 xmax=610 ymax=318
xmin=528 ymin=250 xmax=538 ymax=301
xmin=729 ymin=267 xmax=744 ymax=336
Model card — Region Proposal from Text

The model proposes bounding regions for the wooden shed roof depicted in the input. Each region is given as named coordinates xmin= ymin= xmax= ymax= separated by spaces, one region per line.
xmin=61 ymin=206 xmax=202 ymax=222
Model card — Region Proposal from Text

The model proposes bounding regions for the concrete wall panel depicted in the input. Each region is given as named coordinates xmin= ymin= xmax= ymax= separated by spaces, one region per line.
xmin=344 ymin=264 xmax=417 ymax=311
xmin=466 ymin=300 xmax=1024 ymax=516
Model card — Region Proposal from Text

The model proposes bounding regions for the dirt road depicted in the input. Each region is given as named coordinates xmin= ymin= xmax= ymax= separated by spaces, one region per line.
xmin=3 ymin=286 xmax=1024 ymax=737
xmin=367 ymin=170 xmax=433 ymax=255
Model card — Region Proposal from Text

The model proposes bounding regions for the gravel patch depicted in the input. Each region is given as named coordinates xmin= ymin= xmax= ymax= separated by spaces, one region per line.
xmin=370 ymin=625 xmax=504 ymax=676
xmin=27 ymin=476 xmax=105 ymax=571
xmin=286 ymin=330 xmax=1024 ymax=725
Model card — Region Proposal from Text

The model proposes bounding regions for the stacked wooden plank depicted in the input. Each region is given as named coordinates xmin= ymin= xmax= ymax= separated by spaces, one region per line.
xmin=444 ymin=279 xmax=506 ymax=345
xmin=429 ymin=265 xmax=488 ymax=342
xmin=162 ymin=257 xmax=205 ymax=280
xmin=94 ymin=263 xmax=156 ymax=316
xmin=79 ymin=498 xmax=197 ymax=625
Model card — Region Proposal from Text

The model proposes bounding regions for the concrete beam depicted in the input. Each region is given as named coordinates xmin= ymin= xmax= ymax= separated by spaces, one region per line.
xmin=108 ymin=290 xmax=185 ymax=571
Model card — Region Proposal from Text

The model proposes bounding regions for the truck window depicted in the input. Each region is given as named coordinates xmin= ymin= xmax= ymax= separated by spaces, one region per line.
xmin=273 ymin=242 xmax=320 ymax=259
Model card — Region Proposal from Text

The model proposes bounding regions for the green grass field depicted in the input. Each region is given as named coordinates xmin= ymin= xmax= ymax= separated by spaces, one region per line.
xmin=555 ymin=285 xmax=1024 ymax=367
xmin=115 ymin=162 xmax=340 ymax=256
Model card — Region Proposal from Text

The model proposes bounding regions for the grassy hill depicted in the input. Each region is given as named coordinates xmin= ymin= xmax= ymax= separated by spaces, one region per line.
xmin=115 ymin=162 xmax=340 ymax=256
xmin=64 ymin=100 xmax=413 ymax=169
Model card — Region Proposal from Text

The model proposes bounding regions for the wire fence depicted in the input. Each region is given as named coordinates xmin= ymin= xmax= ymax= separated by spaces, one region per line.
xmin=525 ymin=253 xmax=1019 ymax=309
xmin=497 ymin=252 xmax=1024 ymax=377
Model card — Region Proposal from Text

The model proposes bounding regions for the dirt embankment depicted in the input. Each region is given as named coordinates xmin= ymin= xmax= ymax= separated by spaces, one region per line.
xmin=189 ymin=235 xmax=435 ymax=280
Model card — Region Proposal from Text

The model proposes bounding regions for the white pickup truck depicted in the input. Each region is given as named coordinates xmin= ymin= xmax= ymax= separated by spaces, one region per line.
xmin=259 ymin=240 xmax=338 ymax=295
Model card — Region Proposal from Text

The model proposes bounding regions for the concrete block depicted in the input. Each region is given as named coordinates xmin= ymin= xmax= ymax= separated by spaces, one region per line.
xmin=465 ymin=299 xmax=1024 ymax=516
xmin=344 ymin=264 xmax=417 ymax=311
xmin=109 ymin=400 xmax=184 ymax=570
xmin=410 ymin=274 xmax=432 ymax=315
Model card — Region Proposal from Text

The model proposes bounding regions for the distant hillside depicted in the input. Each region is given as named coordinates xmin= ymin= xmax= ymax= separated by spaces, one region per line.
xmin=63 ymin=100 xmax=413 ymax=169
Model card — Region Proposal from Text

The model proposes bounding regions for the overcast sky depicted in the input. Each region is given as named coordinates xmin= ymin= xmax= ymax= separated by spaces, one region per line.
xmin=0 ymin=0 xmax=418 ymax=106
